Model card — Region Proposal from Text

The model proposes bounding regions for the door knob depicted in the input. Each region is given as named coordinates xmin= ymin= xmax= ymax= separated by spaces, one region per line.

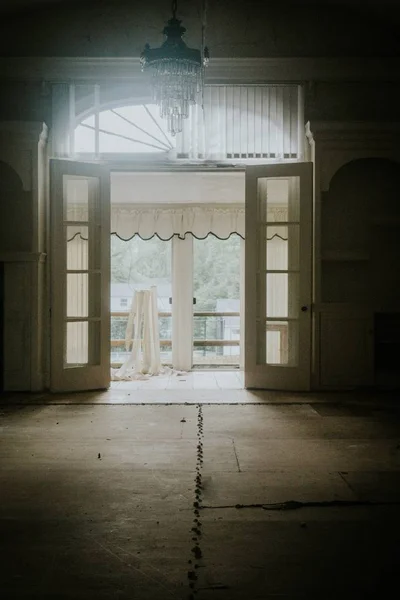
xmin=301 ymin=306 xmax=308 ymax=312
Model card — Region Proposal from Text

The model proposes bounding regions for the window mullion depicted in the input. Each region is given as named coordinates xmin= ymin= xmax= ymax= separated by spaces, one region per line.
xmin=94 ymin=84 xmax=100 ymax=158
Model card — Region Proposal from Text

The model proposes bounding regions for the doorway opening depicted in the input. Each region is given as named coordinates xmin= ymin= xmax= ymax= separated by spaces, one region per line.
xmin=109 ymin=170 xmax=245 ymax=389
xmin=55 ymin=161 xmax=311 ymax=393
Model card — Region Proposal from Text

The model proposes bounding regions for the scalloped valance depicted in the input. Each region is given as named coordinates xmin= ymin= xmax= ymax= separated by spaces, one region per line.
xmin=111 ymin=204 xmax=245 ymax=240
xmin=67 ymin=204 xmax=290 ymax=240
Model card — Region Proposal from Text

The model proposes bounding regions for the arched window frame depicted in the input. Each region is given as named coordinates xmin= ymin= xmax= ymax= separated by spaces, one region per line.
xmin=74 ymin=92 xmax=178 ymax=162
xmin=61 ymin=83 xmax=303 ymax=164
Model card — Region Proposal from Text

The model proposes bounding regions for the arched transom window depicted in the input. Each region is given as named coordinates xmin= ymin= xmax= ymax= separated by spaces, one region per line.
xmin=75 ymin=104 xmax=175 ymax=154
xmin=65 ymin=85 xmax=301 ymax=161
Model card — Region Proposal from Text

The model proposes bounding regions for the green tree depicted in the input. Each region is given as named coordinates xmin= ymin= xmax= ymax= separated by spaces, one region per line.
xmin=111 ymin=235 xmax=171 ymax=284
xmin=193 ymin=235 xmax=240 ymax=311
xmin=111 ymin=233 xmax=241 ymax=310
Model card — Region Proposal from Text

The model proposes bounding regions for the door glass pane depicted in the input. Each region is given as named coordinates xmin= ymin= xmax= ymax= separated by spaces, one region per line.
xmin=266 ymin=320 xmax=299 ymax=366
xmin=256 ymin=174 xmax=302 ymax=367
xmin=266 ymin=273 xmax=299 ymax=318
xmin=266 ymin=224 xmax=299 ymax=271
xmin=64 ymin=177 xmax=89 ymax=221
xmin=257 ymin=176 xmax=300 ymax=222
xmin=193 ymin=235 xmax=241 ymax=366
xmin=110 ymin=235 xmax=172 ymax=366
xmin=67 ymin=226 xmax=88 ymax=270
xmin=67 ymin=273 xmax=88 ymax=317
xmin=66 ymin=321 xmax=88 ymax=365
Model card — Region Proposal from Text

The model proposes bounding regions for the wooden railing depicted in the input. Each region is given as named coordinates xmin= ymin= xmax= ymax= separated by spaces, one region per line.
xmin=112 ymin=311 xmax=240 ymax=318
xmin=111 ymin=311 xmax=289 ymax=364
xmin=111 ymin=310 xmax=240 ymax=348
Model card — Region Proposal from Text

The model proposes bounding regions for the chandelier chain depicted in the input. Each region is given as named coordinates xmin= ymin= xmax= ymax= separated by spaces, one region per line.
xmin=201 ymin=0 xmax=208 ymax=111
xmin=171 ymin=0 xmax=177 ymax=18
xmin=202 ymin=0 xmax=207 ymax=51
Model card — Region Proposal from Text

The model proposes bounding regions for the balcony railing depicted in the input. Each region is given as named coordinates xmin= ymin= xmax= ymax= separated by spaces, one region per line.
xmin=111 ymin=311 xmax=240 ymax=366
xmin=111 ymin=311 xmax=289 ymax=366
xmin=111 ymin=311 xmax=240 ymax=349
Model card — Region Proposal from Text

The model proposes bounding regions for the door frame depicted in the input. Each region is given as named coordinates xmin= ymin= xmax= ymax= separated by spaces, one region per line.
xmin=109 ymin=165 xmax=246 ymax=375
xmin=49 ymin=160 xmax=314 ymax=391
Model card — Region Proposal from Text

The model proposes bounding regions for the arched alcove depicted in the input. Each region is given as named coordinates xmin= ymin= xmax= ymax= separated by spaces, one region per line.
xmin=316 ymin=157 xmax=400 ymax=387
xmin=0 ymin=161 xmax=32 ymax=253
xmin=321 ymin=155 xmax=400 ymax=305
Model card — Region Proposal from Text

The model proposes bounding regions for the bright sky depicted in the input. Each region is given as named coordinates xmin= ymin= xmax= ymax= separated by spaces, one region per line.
xmin=74 ymin=104 xmax=175 ymax=153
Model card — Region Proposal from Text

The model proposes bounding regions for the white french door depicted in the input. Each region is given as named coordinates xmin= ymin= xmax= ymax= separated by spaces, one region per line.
xmin=244 ymin=163 xmax=312 ymax=390
xmin=50 ymin=159 xmax=110 ymax=392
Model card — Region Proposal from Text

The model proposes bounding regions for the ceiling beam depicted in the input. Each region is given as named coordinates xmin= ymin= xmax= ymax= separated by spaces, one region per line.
xmin=1 ymin=56 xmax=400 ymax=84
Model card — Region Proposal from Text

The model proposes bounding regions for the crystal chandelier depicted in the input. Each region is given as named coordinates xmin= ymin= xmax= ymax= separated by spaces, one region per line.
xmin=140 ymin=0 xmax=209 ymax=136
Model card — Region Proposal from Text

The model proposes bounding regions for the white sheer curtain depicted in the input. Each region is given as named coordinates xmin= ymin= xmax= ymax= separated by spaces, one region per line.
xmin=66 ymin=232 xmax=89 ymax=364
xmin=264 ymin=207 xmax=295 ymax=365
xmin=266 ymin=233 xmax=288 ymax=364
xmin=176 ymin=85 xmax=300 ymax=160
xmin=112 ymin=287 xmax=163 ymax=380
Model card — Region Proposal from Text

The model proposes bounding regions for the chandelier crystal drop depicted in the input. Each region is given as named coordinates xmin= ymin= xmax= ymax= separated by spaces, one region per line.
xmin=140 ymin=0 xmax=209 ymax=136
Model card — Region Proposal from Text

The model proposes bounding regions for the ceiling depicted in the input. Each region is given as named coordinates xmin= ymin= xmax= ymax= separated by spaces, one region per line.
xmin=2 ymin=0 xmax=400 ymax=23
xmin=0 ymin=1 xmax=399 ymax=58
xmin=1 ymin=0 xmax=399 ymax=17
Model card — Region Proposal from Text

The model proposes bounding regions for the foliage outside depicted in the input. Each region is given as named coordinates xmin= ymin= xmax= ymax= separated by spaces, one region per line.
xmin=110 ymin=234 xmax=240 ymax=359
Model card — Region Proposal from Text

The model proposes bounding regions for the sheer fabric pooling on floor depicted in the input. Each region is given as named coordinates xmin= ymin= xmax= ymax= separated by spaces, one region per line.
xmin=111 ymin=287 xmax=165 ymax=380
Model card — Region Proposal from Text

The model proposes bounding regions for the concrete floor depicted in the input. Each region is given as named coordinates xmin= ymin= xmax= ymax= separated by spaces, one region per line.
xmin=1 ymin=393 xmax=400 ymax=599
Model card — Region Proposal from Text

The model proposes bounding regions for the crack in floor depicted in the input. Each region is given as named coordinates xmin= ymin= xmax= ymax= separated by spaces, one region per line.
xmin=200 ymin=499 xmax=400 ymax=511
xmin=338 ymin=470 xmax=357 ymax=495
xmin=231 ymin=438 xmax=241 ymax=473
xmin=187 ymin=404 xmax=204 ymax=600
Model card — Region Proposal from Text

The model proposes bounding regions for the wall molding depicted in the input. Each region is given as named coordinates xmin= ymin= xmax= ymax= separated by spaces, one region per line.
xmin=1 ymin=57 xmax=400 ymax=84
xmin=306 ymin=119 xmax=400 ymax=389
xmin=306 ymin=121 xmax=400 ymax=191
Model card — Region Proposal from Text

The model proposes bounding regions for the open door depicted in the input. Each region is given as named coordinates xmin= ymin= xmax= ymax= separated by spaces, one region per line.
xmin=50 ymin=160 xmax=110 ymax=392
xmin=245 ymin=163 xmax=312 ymax=390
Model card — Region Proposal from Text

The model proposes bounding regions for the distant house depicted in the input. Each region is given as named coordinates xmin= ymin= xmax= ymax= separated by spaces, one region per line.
xmin=111 ymin=287 xmax=240 ymax=364
xmin=110 ymin=281 xmax=173 ymax=365
xmin=110 ymin=281 xmax=172 ymax=312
